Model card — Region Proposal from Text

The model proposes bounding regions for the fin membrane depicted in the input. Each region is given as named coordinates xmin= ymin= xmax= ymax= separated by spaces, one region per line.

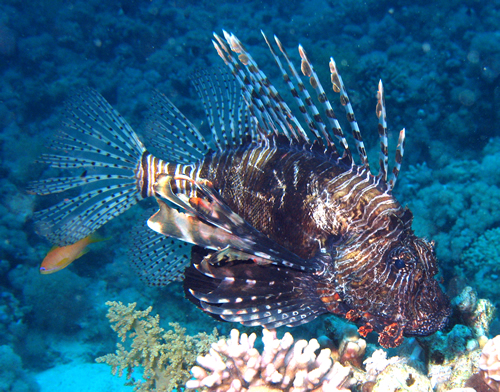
xmin=191 ymin=67 xmax=256 ymax=149
xmin=142 ymin=89 xmax=210 ymax=164
xmin=184 ymin=247 xmax=327 ymax=328
xmin=128 ymin=208 xmax=192 ymax=286
xmin=28 ymin=89 xmax=145 ymax=246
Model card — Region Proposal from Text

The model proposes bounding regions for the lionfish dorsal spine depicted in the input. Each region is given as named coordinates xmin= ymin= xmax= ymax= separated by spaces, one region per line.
xmin=214 ymin=32 xmax=279 ymax=135
xmin=212 ymin=35 xmax=273 ymax=139
xmin=388 ymin=128 xmax=406 ymax=190
xmin=295 ymin=43 xmax=352 ymax=159
xmin=329 ymin=57 xmax=369 ymax=168
xmin=376 ymin=79 xmax=389 ymax=183
xmin=297 ymin=44 xmax=346 ymax=152
xmin=223 ymin=31 xmax=307 ymax=143
xmin=266 ymin=32 xmax=333 ymax=149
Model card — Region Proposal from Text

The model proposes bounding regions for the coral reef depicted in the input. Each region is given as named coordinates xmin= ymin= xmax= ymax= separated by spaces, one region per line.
xmin=363 ymin=349 xmax=400 ymax=382
xmin=460 ymin=228 xmax=500 ymax=302
xmin=452 ymin=286 xmax=497 ymax=344
xmin=394 ymin=137 xmax=500 ymax=276
xmin=324 ymin=316 xmax=367 ymax=368
xmin=96 ymin=301 xmax=218 ymax=392
xmin=418 ymin=321 xmax=481 ymax=390
xmin=416 ymin=287 xmax=499 ymax=391
xmin=186 ymin=328 xmax=352 ymax=391
xmin=8 ymin=264 xmax=93 ymax=333
xmin=0 ymin=290 xmax=27 ymax=346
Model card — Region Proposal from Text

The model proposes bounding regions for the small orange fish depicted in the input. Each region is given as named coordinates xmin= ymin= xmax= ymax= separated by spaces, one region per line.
xmin=40 ymin=235 xmax=105 ymax=274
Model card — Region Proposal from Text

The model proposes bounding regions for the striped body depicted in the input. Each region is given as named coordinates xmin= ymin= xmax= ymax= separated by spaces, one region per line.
xmin=198 ymin=140 xmax=399 ymax=260
xmin=29 ymin=30 xmax=451 ymax=348
xmin=139 ymin=136 xmax=449 ymax=348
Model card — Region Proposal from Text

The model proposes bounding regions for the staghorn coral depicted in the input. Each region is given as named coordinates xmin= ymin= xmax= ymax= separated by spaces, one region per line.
xmin=186 ymin=328 xmax=352 ymax=391
xmin=478 ymin=335 xmax=500 ymax=391
xmin=96 ymin=301 xmax=218 ymax=392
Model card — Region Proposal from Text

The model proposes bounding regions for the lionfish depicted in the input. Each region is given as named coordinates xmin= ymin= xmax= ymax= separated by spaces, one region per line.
xmin=29 ymin=31 xmax=451 ymax=348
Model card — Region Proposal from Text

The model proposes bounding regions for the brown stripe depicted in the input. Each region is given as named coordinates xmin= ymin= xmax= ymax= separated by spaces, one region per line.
xmin=140 ymin=151 xmax=150 ymax=198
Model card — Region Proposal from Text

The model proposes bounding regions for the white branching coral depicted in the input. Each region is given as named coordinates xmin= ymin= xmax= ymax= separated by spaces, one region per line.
xmin=478 ymin=335 xmax=500 ymax=391
xmin=186 ymin=328 xmax=352 ymax=391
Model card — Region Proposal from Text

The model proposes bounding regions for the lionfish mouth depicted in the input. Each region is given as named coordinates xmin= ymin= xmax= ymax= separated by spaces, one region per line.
xmin=405 ymin=287 xmax=451 ymax=336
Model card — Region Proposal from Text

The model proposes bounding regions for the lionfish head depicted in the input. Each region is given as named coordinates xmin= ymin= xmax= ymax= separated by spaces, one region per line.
xmin=340 ymin=213 xmax=451 ymax=348
xmin=386 ymin=235 xmax=451 ymax=337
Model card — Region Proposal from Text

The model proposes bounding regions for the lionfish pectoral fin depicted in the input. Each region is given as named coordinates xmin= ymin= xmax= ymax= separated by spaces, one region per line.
xmin=152 ymin=175 xmax=319 ymax=272
xmin=147 ymin=198 xmax=265 ymax=259
xmin=154 ymin=173 xmax=246 ymax=232
xmin=184 ymin=247 xmax=328 ymax=329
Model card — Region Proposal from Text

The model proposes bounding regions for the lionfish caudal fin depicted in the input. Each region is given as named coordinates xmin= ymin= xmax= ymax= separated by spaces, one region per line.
xmin=27 ymin=68 xmax=247 ymax=248
xmin=28 ymin=89 xmax=146 ymax=246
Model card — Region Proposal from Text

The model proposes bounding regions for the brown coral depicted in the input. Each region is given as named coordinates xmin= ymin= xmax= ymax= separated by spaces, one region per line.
xmin=96 ymin=301 xmax=218 ymax=392
xmin=186 ymin=328 xmax=352 ymax=391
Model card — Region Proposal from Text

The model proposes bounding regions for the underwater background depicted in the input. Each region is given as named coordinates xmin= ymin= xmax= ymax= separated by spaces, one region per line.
xmin=1 ymin=0 xmax=500 ymax=390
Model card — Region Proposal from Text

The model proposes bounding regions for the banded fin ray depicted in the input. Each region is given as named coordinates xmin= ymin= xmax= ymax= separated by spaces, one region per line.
xmin=329 ymin=58 xmax=369 ymax=167
xmin=389 ymin=128 xmax=406 ymax=190
xmin=292 ymin=41 xmax=352 ymax=158
xmin=129 ymin=209 xmax=191 ymax=286
xmin=28 ymin=174 xmax=135 ymax=195
xmin=263 ymin=33 xmax=350 ymax=158
xmin=142 ymin=90 xmax=210 ymax=164
xmin=185 ymin=250 xmax=327 ymax=328
xmin=376 ymin=80 xmax=389 ymax=182
xmin=191 ymin=67 xmax=256 ymax=149
xmin=63 ymin=89 xmax=144 ymax=159
xmin=213 ymin=32 xmax=306 ymax=142
xmin=223 ymin=31 xmax=307 ymax=143
xmin=29 ymin=89 xmax=145 ymax=246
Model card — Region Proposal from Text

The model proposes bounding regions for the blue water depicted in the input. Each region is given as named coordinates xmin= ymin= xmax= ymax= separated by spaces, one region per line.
xmin=1 ymin=0 xmax=499 ymax=390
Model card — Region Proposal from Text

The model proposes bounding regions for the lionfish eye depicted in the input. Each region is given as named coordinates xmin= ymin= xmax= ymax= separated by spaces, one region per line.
xmin=389 ymin=247 xmax=416 ymax=270
xmin=394 ymin=258 xmax=406 ymax=270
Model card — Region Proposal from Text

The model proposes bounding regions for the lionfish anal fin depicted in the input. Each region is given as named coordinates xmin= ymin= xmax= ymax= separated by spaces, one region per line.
xmin=128 ymin=208 xmax=192 ymax=286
